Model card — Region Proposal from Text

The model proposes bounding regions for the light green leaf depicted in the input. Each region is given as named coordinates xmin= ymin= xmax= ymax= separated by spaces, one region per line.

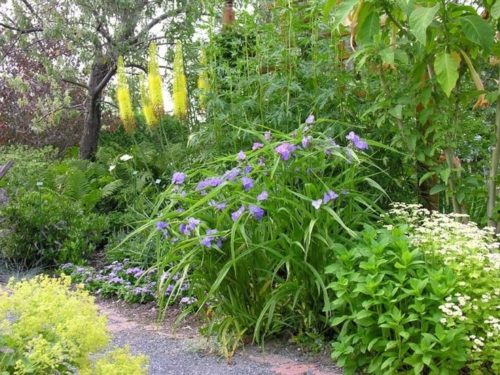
xmin=356 ymin=5 xmax=380 ymax=44
xmin=409 ymin=4 xmax=440 ymax=45
xmin=433 ymin=51 xmax=461 ymax=97
xmin=458 ymin=15 xmax=494 ymax=51
xmin=380 ymin=48 xmax=395 ymax=66
xmin=330 ymin=0 xmax=360 ymax=30
xmin=492 ymin=1 xmax=500 ymax=19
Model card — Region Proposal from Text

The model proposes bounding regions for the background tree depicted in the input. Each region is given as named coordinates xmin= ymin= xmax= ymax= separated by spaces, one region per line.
xmin=0 ymin=0 xmax=200 ymax=159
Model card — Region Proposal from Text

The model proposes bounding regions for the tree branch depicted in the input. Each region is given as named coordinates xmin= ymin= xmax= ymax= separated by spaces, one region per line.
xmin=62 ymin=78 xmax=89 ymax=90
xmin=93 ymin=65 xmax=116 ymax=96
xmin=0 ymin=21 xmax=42 ymax=34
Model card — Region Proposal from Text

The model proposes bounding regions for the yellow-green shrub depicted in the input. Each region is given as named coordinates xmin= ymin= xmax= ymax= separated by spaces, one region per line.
xmin=0 ymin=276 xmax=147 ymax=374
xmin=88 ymin=347 xmax=148 ymax=375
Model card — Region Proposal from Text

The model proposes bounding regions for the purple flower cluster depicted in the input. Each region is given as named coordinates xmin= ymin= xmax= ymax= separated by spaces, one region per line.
xmin=196 ymin=177 xmax=224 ymax=191
xmin=275 ymin=143 xmax=297 ymax=161
xmin=200 ymin=229 xmax=223 ymax=248
xmin=346 ymin=131 xmax=368 ymax=150
xmin=179 ymin=217 xmax=200 ymax=236
xmin=223 ymin=167 xmax=241 ymax=181
xmin=208 ymin=200 xmax=227 ymax=211
xmin=241 ymin=176 xmax=254 ymax=191
xmin=312 ymin=190 xmax=339 ymax=209
xmin=231 ymin=204 xmax=265 ymax=222
xmin=172 ymin=172 xmax=187 ymax=185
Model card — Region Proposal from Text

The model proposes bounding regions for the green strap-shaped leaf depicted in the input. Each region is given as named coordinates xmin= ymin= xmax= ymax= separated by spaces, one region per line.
xmin=409 ymin=4 xmax=440 ymax=45
xmin=434 ymin=51 xmax=461 ymax=97
xmin=458 ymin=15 xmax=494 ymax=51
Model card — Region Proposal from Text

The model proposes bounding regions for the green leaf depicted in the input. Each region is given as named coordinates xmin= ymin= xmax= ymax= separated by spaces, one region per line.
xmin=429 ymin=184 xmax=446 ymax=195
xmin=331 ymin=0 xmax=360 ymax=30
xmin=458 ymin=15 xmax=494 ymax=51
xmin=409 ymin=4 xmax=440 ymax=45
xmin=433 ymin=51 xmax=461 ymax=97
xmin=492 ymin=1 xmax=500 ymax=19
xmin=356 ymin=5 xmax=380 ymax=45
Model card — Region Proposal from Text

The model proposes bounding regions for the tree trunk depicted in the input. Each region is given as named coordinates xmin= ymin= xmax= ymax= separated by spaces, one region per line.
xmin=487 ymin=67 xmax=500 ymax=229
xmin=79 ymin=59 xmax=113 ymax=159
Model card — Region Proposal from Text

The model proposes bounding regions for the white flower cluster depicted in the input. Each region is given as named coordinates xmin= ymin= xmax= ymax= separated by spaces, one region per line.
xmin=468 ymin=335 xmax=485 ymax=352
xmin=439 ymin=300 xmax=466 ymax=320
xmin=484 ymin=316 xmax=500 ymax=334
xmin=386 ymin=203 xmax=500 ymax=274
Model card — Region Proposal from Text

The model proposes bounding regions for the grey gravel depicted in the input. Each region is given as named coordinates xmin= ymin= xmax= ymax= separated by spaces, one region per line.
xmin=111 ymin=328 xmax=274 ymax=375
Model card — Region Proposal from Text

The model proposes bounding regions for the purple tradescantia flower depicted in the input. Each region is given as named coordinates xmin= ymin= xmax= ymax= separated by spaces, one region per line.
xmin=264 ymin=131 xmax=272 ymax=141
xmin=275 ymin=143 xmax=296 ymax=161
xmin=237 ymin=151 xmax=246 ymax=161
xmin=252 ymin=142 xmax=264 ymax=150
xmin=241 ymin=177 xmax=254 ymax=191
xmin=248 ymin=205 xmax=265 ymax=221
xmin=346 ymin=131 xmax=368 ymax=150
xmin=244 ymin=166 xmax=253 ymax=174
xmin=200 ymin=236 xmax=213 ymax=247
xmin=187 ymin=217 xmax=200 ymax=230
xmin=257 ymin=191 xmax=268 ymax=201
xmin=305 ymin=114 xmax=315 ymax=124
xmin=323 ymin=190 xmax=339 ymax=204
xmin=180 ymin=296 xmax=197 ymax=305
xmin=209 ymin=200 xmax=227 ymax=211
xmin=172 ymin=172 xmax=186 ymax=185
xmin=223 ymin=168 xmax=240 ymax=181
xmin=156 ymin=221 xmax=168 ymax=231
xmin=302 ymin=136 xmax=312 ymax=148
xmin=165 ymin=284 xmax=174 ymax=295
xmin=312 ymin=199 xmax=322 ymax=210
xmin=196 ymin=177 xmax=224 ymax=191
xmin=179 ymin=223 xmax=190 ymax=235
xmin=109 ymin=277 xmax=125 ymax=284
xmin=231 ymin=205 xmax=245 ymax=221
xmin=257 ymin=158 xmax=266 ymax=167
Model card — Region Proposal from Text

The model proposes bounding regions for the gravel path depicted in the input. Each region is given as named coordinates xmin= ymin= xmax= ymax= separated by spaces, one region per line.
xmin=100 ymin=300 xmax=343 ymax=375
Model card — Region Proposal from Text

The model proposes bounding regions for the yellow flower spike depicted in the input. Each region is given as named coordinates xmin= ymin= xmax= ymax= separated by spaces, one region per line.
xmin=197 ymin=49 xmax=210 ymax=109
xmin=173 ymin=41 xmax=188 ymax=119
xmin=116 ymin=56 xmax=136 ymax=134
xmin=148 ymin=43 xmax=165 ymax=118
xmin=140 ymin=75 xmax=158 ymax=127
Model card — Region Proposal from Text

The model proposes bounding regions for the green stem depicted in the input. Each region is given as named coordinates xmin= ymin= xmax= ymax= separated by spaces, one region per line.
xmin=487 ymin=67 xmax=500 ymax=230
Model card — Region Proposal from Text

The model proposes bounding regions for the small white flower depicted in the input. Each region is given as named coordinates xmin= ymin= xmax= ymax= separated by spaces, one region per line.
xmin=132 ymin=171 xmax=138 ymax=176
xmin=109 ymin=165 xmax=116 ymax=172
xmin=119 ymin=154 xmax=133 ymax=161
xmin=36 ymin=181 xmax=43 ymax=187
xmin=155 ymin=179 xmax=161 ymax=184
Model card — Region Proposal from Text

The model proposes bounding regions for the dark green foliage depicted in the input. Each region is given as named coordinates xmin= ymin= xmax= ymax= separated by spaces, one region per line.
xmin=0 ymin=190 xmax=107 ymax=267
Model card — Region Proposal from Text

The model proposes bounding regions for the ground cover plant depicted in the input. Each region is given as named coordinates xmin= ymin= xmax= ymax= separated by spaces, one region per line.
xmin=0 ymin=275 xmax=148 ymax=374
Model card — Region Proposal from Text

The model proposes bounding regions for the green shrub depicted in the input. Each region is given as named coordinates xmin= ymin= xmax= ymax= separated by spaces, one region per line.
xmin=0 ymin=145 xmax=58 ymax=194
xmin=0 ymin=275 xmax=147 ymax=374
xmin=0 ymin=190 xmax=107 ymax=267
xmin=325 ymin=225 xmax=467 ymax=374
xmin=89 ymin=347 xmax=148 ymax=375
xmin=386 ymin=203 xmax=500 ymax=374
xmin=126 ymin=124 xmax=385 ymax=350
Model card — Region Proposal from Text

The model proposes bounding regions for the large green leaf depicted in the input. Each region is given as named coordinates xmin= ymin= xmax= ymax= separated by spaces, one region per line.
xmin=409 ymin=4 xmax=440 ymax=45
xmin=356 ymin=5 xmax=380 ymax=45
xmin=458 ymin=15 xmax=494 ymax=51
xmin=328 ymin=0 xmax=360 ymax=30
xmin=492 ymin=1 xmax=500 ymax=19
xmin=434 ymin=51 xmax=461 ymax=97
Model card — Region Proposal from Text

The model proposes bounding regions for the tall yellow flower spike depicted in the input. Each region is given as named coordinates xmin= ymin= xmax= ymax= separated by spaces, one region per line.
xmin=140 ymin=76 xmax=158 ymax=127
xmin=148 ymin=43 xmax=164 ymax=118
xmin=197 ymin=49 xmax=210 ymax=109
xmin=116 ymin=57 xmax=136 ymax=134
xmin=172 ymin=41 xmax=188 ymax=119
